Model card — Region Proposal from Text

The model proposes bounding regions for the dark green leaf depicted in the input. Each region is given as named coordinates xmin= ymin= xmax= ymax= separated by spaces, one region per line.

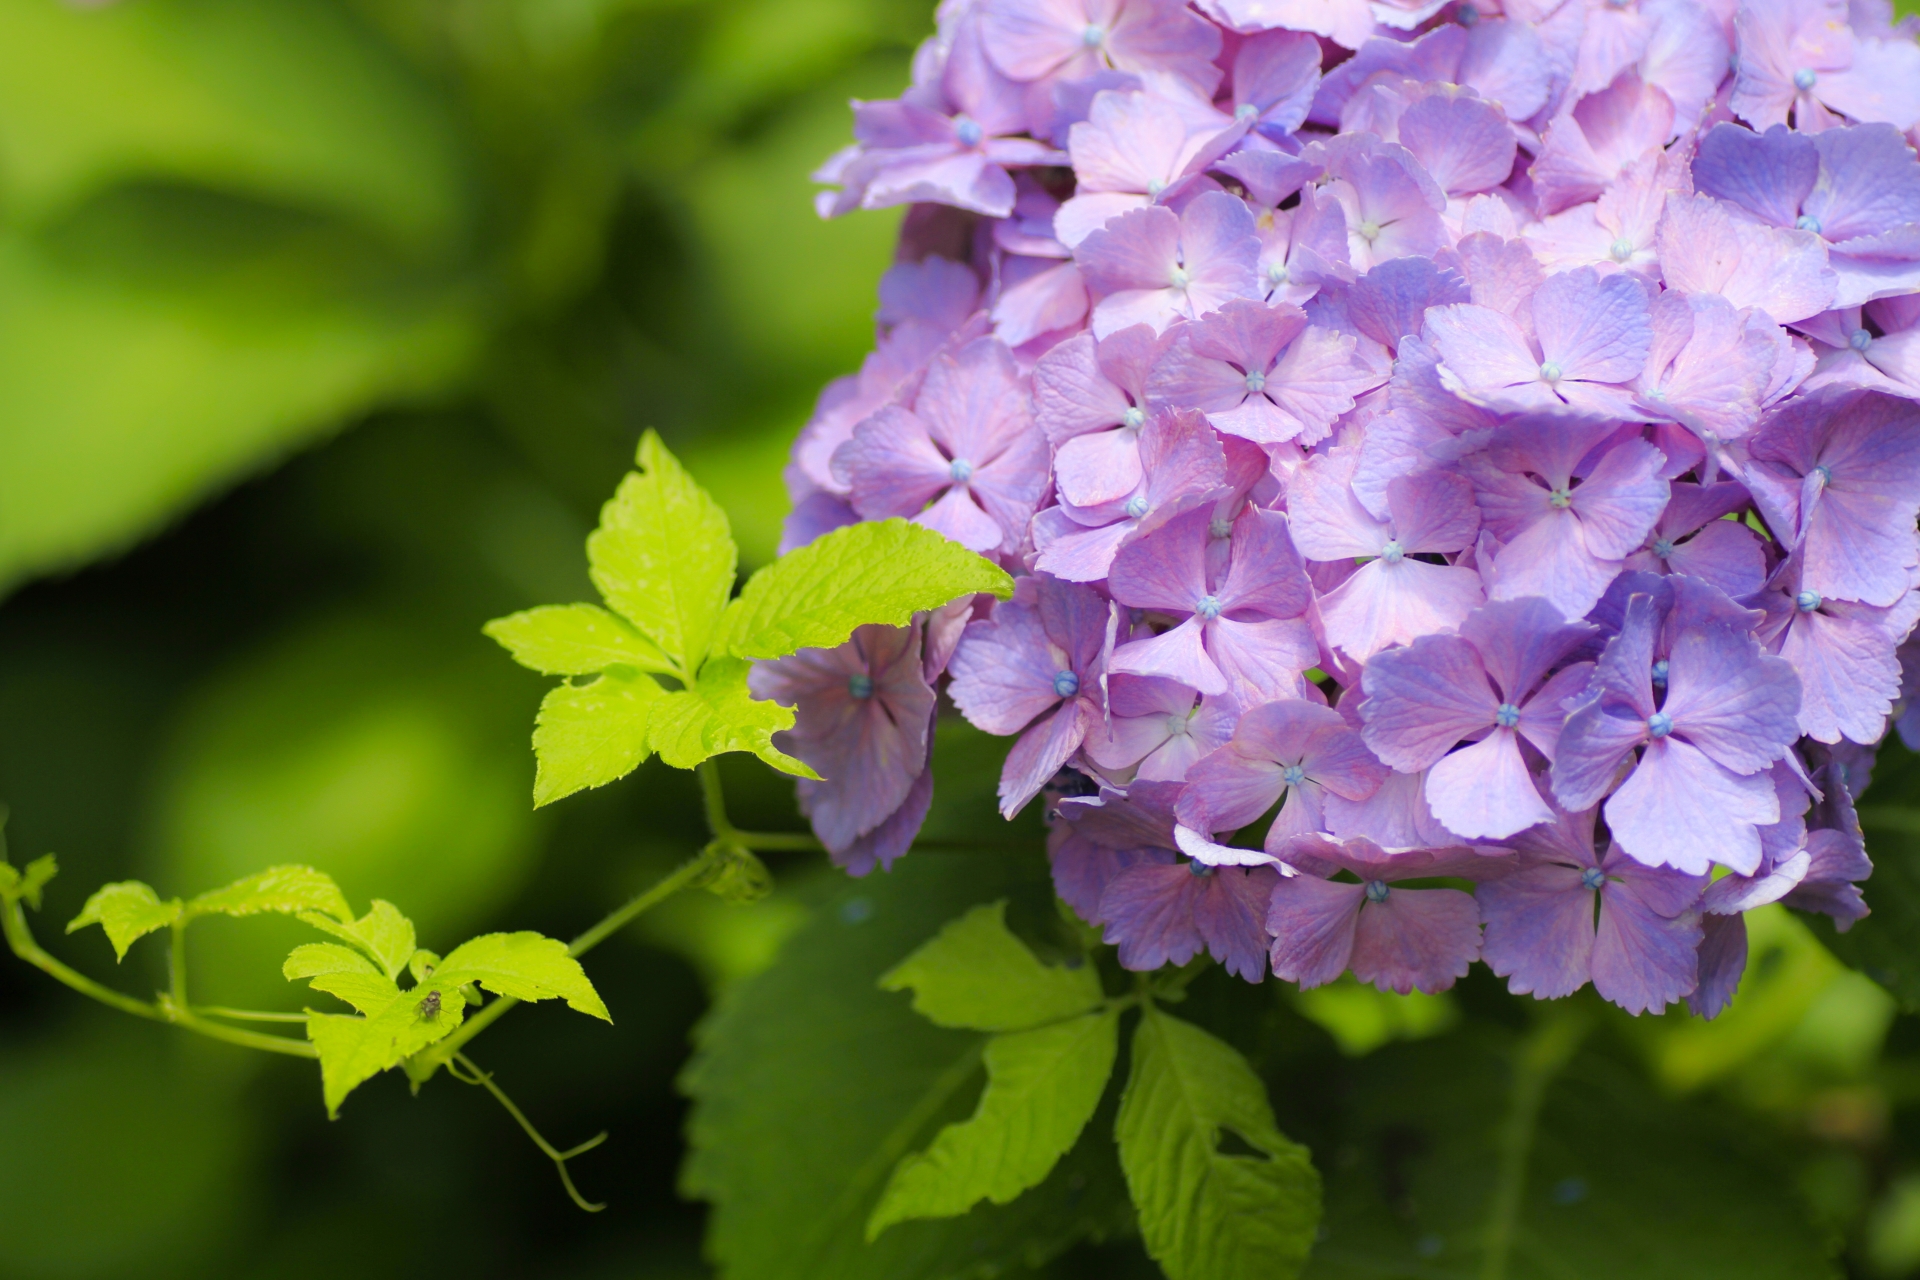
xmin=1809 ymin=805 xmax=1920 ymax=1010
xmin=681 ymin=855 xmax=1136 ymax=1280
xmin=1304 ymin=1025 xmax=1839 ymax=1279
xmin=1118 ymin=1004 xmax=1322 ymax=1280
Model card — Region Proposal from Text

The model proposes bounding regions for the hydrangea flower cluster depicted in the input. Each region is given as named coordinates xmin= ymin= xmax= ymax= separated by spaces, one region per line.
xmin=760 ymin=0 xmax=1920 ymax=1017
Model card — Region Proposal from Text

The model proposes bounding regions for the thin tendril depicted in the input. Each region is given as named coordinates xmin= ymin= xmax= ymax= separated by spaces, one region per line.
xmin=449 ymin=1052 xmax=608 ymax=1213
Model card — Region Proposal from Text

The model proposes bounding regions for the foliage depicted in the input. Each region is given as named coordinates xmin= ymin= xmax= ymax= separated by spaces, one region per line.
xmin=486 ymin=431 xmax=1011 ymax=805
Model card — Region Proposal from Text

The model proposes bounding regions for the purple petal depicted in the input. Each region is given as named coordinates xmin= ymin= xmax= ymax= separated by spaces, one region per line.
xmin=1590 ymin=878 xmax=1703 ymax=1015
xmin=998 ymin=698 xmax=1093 ymax=818
xmin=1266 ymin=875 xmax=1364 ymax=989
xmin=1478 ymin=861 xmax=1595 ymax=1000
xmin=1606 ymin=737 xmax=1780 ymax=875
xmin=1360 ymin=633 xmax=1499 ymax=771
xmin=1427 ymin=728 xmax=1554 ymax=840
xmin=1349 ymin=886 xmax=1482 ymax=994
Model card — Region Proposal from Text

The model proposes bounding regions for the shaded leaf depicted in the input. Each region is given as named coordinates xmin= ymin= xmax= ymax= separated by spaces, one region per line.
xmin=681 ymin=855 xmax=1136 ymax=1280
xmin=65 ymin=882 xmax=182 ymax=962
xmin=869 ymin=1008 xmax=1120 ymax=1238
xmin=715 ymin=519 xmax=1014 ymax=661
xmin=880 ymin=901 xmax=1103 ymax=1032
xmin=1118 ymin=1004 xmax=1322 ymax=1280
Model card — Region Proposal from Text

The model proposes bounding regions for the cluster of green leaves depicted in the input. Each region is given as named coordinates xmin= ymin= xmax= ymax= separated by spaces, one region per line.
xmin=61 ymin=862 xmax=606 ymax=1116
xmin=484 ymin=431 xmax=1013 ymax=805
xmin=684 ymin=856 xmax=1323 ymax=1280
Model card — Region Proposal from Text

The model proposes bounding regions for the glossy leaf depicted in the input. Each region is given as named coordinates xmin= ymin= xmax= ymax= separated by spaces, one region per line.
xmin=530 ymin=669 xmax=662 ymax=807
xmin=297 ymin=900 xmax=417 ymax=980
xmin=186 ymin=864 xmax=352 ymax=923
xmin=433 ymin=931 xmax=610 ymax=1021
xmin=647 ymin=657 xmax=814 ymax=778
xmin=306 ymin=980 xmax=466 ymax=1117
xmin=484 ymin=603 xmax=675 ymax=677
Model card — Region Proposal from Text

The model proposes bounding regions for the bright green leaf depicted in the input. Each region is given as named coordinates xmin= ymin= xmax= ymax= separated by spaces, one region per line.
xmin=880 ymin=901 xmax=1104 ymax=1032
xmin=284 ymin=942 xmax=382 ymax=982
xmin=1117 ymin=1004 xmax=1322 ymax=1280
xmin=868 ymin=1008 xmax=1120 ymax=1239
xmin=186 ymin=864 xmax=351 ymax=923
xmin=715 ymin=519 xmax=1014 ymax=661
xmin=483 ymin=603 xmax=674 ymax=677
xmin=433 ymin=931 xmax=610 ymax=1021
xmin=306 ymin=972 xmax=405 ymax=1017
xmin=648 ymin=657 xmax=815 ymax=778
xmin=0 ymin=854 xmax=57 ymax=910
xmin=681 ymin=854 xmax=1135 ymax=1280
xmin=65 ymin=882 xmax=183 ymax=962
xmin=298 ymin=900 xmax=417 ymax=980
xmin=530 ymin=669 xmax=661 ymax=807
xmin=586 ymin=430 xmax=736 ymax=673
xmin=306 ymin=980 xmax=466 ymax=1117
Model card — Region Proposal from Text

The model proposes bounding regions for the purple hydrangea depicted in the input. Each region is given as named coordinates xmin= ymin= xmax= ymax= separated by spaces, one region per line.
xmin=778 ymin=0 xmax=1920 ymax=1019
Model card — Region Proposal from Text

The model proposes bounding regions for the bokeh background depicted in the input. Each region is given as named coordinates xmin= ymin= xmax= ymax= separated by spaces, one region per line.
xmin=4 ymin=1 xmax=1920 ymax=1276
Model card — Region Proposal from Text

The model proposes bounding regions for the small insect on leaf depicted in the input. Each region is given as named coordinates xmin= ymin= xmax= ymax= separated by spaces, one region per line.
xmin=417 ymin=991 xmax=442 ymax=1021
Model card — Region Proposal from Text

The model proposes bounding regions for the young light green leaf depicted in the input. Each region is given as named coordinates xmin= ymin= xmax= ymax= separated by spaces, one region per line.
xmin=531 ymin=669 xmax=661 ymax=807
xmin=306 ymin=971 xmax=405 ymax=1016
xmin=880 ymin=901 xmax=1103 ymax=1032
xmin=587 ymin=430 xmax=736 ymax=674
xmin=187 ymin=864 xmax=351 ymax=923
xmin=715 ymin=519 xmax=1015 ymax=661
xmin=0 ymin=854 xmax=56 ymax=909
xmin=297 ymin=900 xmax=417 ymax=980
xmin=306 ymin=980 xmax=467 ymax=1117
xmin=284 ymin=942 xmax=383 ymax=981
xmin=648 ymin=657 xmax=816 ymax=778
xmin=433 ymin=931 xmax=610 ymax=1020
xmin=484 ymin=603 xmax=675 ymax=677
xmin=65 ymin=882 xmax=183 ymax=962
xmin=1117 ymin=1005 xmax=1322 ymax=1280
xmin=867 ymin=1008 xmax=1120 ymax=1240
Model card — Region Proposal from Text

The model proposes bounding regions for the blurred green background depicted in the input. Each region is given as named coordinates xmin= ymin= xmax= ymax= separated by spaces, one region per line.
xmin=4 ymin=1 xmax=1920 ymax=1276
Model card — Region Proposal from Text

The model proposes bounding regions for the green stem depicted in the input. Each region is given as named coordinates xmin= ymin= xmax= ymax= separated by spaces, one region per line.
xmin=169 ymin=920 xmax=188 ymax=1009
xmin=194 ymin=1006 xmax=312 ymax=1024
xmin=3 ymin=896 xmax=317 ymax=1057
xmin=696 ymin=759 xmax=824 ymax=852
xmin=408 ymin=842 xmax=725 ymax=1080
xmin=1481 ymin=1006 xmax=1592 ymax=1280
xmin=449 ymin=1052 xmax=607 ymax=1213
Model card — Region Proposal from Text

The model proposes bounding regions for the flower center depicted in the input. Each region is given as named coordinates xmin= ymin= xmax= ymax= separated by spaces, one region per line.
xmin=953 ymin=116 xmax=983 ymax=147
xmin=1795 ymin=589 xmax=1823 ymax=613
xmin=1850 ymin=328 xmax=1873 ymax=351
xmin=847 ymin=673 xmax=875 ymax=699
xmin=1169 ymin=265 xmax=1191 ymax=289
xmin=1188 ymin=860 xmax=1215 ymax=877
xmin=1357 ymin=221 xmax=1381 ymax=243
xmin=1380 ymin=539 xmax=1405 ymax=564
xmin=1209 ymin=517 xmax=1234 ymax=540
xmin=1053 ymin=669 xmax=1080 ymax=698
xmin=948 ymin=457 xmax=975 ymax=483
xmin=1456 ymin=1 xmax=1478 ymax=23
xmin=1364 ymin=879 xmax=1391 ymax=904
xmin=1539 ymin=361 xmax=1563 ymax=383
xmin=1165 ymin=713 xmax=1190 ymax=737
xmin=1123 ymin=405 xmax=1146 ymax=430
xmin=1195 ymin=594 xmax=1223 ymax=621
xmin=1648 ymin=711 xmax=1674 ymax=738
xmin=1235 ymin=102 xmax=1258 ymax=122
xmin=1146 ymin=178 xmax=1166 ymax=199
xmin=1244 ymin=369 xmax=1267 ymax=393
xmin=1651 ymin=658 xmax=1669 ymax=686
xmin=1494 ymin=702 xmax=1521 ymax=729
xmin=1547 ymin=486 xmax=1573 ymax=509
xmin=1281 ymin=764 xmax=1308 ymax=787
xmin=1125 ymin=494 xmax=1150 ymax=519
xmin=1797 ymin=213 xmax=1823 ymax=234
xmin=1794 ymin=67 xmax=1818 ymax=91
xmin=1581 ymin=866 xmax=1607 ymax=891
xmin=1267 ymin=262 xmax=1290 ymax=286
xmin=1609 ymin=237 xmax=1634 ymax=262
xmin=1651 ymin=537 xmax=1674 ymax=558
